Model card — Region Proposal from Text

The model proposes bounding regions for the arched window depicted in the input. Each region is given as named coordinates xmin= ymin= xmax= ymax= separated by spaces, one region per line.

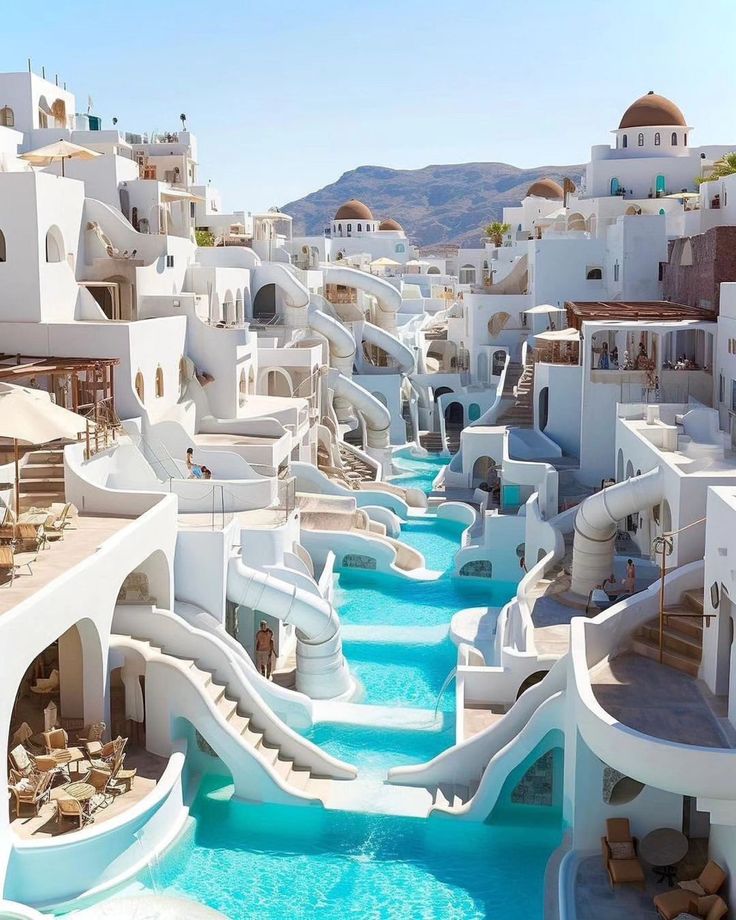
xmin=45 ymin=225 xmax=64 ymax=263
xmin=586 ymin=267 xmax=603 ymax=280
xmin=135 ymin=371 xmax=145 ymax=403
xmin=468 ymin=403 xmax=481 ymax=422
xmin=0 ymin=106 xmax=14 ymax=127
xmin=155 ymin=366 xmax=164 ymax=398
xmin=239 ymin=369 xmax=247 ymax=407
xmin=683 ymin=133 xmax=687 ymax=147
xmin=671 ymin=132 xmax=678 ymax=146
xmin=637 ymin=133 xmax=644 ymax=146
xmin=654 ymin=132 xmax=661 ymax=146
xmin=357 ymin=223 xmax=362 ymax=232
xmin=0 ymin=229 xmax=5 ymax=263
xmin=347 ymin=223 xmax=352 ymax=234
xmin=610 ymin=177 xmax=620 ymax=196
xmin=395 ymin=243 xmax=405 ymax=253
xmin=459 ymin=264 xmax=476 ymax=285
xmin=622 ymin=135 xmax=627 ymax=148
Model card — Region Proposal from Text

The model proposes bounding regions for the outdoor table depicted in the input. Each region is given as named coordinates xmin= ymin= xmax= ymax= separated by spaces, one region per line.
xmin=63 ymin=781 xmax=95 ymax=804
xmin=640 ymin=827 xmax=689 ymax=886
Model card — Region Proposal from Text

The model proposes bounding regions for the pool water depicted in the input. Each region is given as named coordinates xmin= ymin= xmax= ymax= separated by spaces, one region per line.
xmin=148 ymin=776 xmax=563 ymax=920
xmin=389 ymin=452 xmax=448 ymax=493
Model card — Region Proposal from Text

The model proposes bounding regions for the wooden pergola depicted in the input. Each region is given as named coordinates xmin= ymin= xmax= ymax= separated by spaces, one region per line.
xmin=0 ymin=355 xmax=120 ymax=414
xmin=564 ymin=300 xmax=717 ymax=331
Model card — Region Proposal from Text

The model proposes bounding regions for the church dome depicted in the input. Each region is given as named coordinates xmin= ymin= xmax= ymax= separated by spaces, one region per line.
xmin=379 ymin=218 xmax=403 ymax=231
xmin=334 ymin=199 xmax=374 ymax=220
xmin=619 ymin=92 xmax=686 ymax=129
xmin=526 ymin=178 xmax=564 ymax=200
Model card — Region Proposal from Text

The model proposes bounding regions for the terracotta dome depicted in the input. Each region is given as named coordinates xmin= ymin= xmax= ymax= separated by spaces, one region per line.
xmin=526 ymin=178 xmax=564 ymax=200
xmin=379 ymin=218 xmax=403 ymax=231
xmin=619 ymin=92 xmax=686 ymax=129
xmin=334 ymin=199 xmax=374 ymax=221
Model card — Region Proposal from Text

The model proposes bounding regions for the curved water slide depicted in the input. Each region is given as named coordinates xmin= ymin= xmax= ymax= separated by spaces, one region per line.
xmin=308 ymin=298 xmax=356 ymax=375
xmin=362 ymin=321 xmax=416 ymax=374
xmin=571 ymin=467 xmax=664 ymax=595
xmin=226 ymin=555 xmax=353 ymax=699
xmin=331 ymin=371 xmax=391 ymax=450
xmin=487 ymin=254 xmax=528 ymax=295
xmin=323 ymin=265 xmax=402 ymax=331
xmin=253 ymin=262 xmax=310 ymax=326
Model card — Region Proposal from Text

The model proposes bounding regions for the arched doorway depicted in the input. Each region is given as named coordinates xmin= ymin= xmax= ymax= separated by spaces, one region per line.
xmin=444 ymin=401 xmax=463 ymax=425
xmin=538 ymin=386 xmax=549 ymax=431
xmin=253 ymin=284 xmax=277 ymax=321
xmin=266 ymin=369 xmax=292 ymax=398
xmin=471 ymin=455 xmax=496 ymax=488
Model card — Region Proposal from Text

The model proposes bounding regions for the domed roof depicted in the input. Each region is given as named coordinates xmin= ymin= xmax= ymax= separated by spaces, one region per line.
xmin=619 ymin=92 xmax=686 ymax=129
xmin=379 ymin=218 xmax=403 ymax=231
xmin=334 ymin=199 xmax=374 ymax=220
xmin=526 ymin=178 xmax=564 ymax=200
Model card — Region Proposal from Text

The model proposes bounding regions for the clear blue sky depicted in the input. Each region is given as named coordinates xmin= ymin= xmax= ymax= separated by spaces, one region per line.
xmin=4 ymin=0 xmax=736 ymax=211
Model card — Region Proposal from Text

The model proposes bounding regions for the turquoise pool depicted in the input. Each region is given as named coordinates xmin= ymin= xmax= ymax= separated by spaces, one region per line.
xmin=147 ymin=776 xmax=563 ymax=919
xmin=389 ymin=452 xmax=448 ymax=493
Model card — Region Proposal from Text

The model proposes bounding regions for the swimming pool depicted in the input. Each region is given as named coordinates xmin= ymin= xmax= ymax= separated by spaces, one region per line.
xmin=146 ymin=776 xmax=563 ymax=920
xmin=389 ymin=452 xmax=448 ymax=493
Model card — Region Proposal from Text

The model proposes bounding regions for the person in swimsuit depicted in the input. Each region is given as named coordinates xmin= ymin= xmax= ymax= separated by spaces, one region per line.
xmin=624 ymin=558 xmax=636 ymax=594
xmin=255 ymin=620 xmax=275 ymax=679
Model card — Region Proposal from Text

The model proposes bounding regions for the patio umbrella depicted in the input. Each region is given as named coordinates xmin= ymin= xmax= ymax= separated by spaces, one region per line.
xmin=20 ymin=139 xmax=101 ymax=177
xmin=0 ymin=383 xmax=87 ymax=517
xmin=534 ymin=327 xmax=581 ymax=342
xmin=523 ymin=304 xmax=562 ymax=315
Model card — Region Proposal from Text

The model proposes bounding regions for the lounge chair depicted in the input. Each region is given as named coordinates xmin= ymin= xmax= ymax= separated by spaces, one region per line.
xmin=55 ymin=793 xmax=93 ymax=829
xmin=8 ymin=769 xmax=53 ymax=816
xmin=91 ymin=735 xmax=127 ymax=768
xmin=43 ymin=502 xmax=74 ymax=542
xmin=8 ymin=744 xmax=59 ymax=777
xmin=0 ymin=543 xmax=37 ymax=586
xmin=104 ymin=748 xmax=137 ymax=795
xmin=76 ymin=721 xmax=107 ymax=759
xmin=654 ymin=861 xmax=727 ymax=919
xmin=42 ymin=728 xmax=84 ymax=776
xmin=81 ymin=766 xmax=114 ymax=811
xmin=30 ymin=667 xmax=60 ymax=696
xmin=601 ymin=817 xmax=646 ymax=888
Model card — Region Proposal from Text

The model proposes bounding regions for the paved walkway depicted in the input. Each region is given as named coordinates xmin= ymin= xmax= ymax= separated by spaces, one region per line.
xmin=591 ymin=653 xmax=730 ymax=748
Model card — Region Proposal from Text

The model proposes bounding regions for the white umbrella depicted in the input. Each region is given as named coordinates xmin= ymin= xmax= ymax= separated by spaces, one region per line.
xmin=20 ymin=139 xmax=101 ymax=177
xmin=524 ymin=304 xmax=563 ymax=315
xmin=0 ymin=383 xmax=87 ymax=516
xmin=534 ymin=327 xmax=581 ymax=342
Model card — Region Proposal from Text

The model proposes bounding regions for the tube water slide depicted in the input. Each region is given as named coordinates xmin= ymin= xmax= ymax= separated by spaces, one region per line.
xmin=486 ymin=254 xmax=528 ymax=295
xmin=253 ymin=263 xmax=310 ymax=326
xmin=362 ymin=321 xmax=416 ymax=374
xmin=330 ymin=371 xmax=391 ymax=450
xmin=570 ymin=467 xmax=664 ymax=596
xmin=323 ymin=265 xmax=402 ymax=331
xmin=226 ymin=554 xmax=353 ymax=699
xmin=308 ymin=299 xmax=356 ymax=375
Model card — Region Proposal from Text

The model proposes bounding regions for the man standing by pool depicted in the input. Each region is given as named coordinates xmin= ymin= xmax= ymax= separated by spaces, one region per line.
xmin=255 ymin=620 xmax=275 ymax=679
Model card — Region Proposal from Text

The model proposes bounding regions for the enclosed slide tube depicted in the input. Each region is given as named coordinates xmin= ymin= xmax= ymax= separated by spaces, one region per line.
xmin=227 ymin=554 xmax=353 ymax=699
xmin=308 ymin=299 xmax=356 ymax=375
xmin=571 ymin=467 xmax=664 ymax=596
xmin=362 ymin=321 xmax=416 ymax=374
xmin=330 ymin=370 xmax=391 ymax=451
xmin=253 ymin=262 xmax=310 ymax=326
xmin=323 ymin=265 xmax=402 ymax=331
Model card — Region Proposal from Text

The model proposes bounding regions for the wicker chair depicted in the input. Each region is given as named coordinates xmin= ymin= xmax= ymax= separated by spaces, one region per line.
xmin=9 ymin=770 xmax=53 ymax=816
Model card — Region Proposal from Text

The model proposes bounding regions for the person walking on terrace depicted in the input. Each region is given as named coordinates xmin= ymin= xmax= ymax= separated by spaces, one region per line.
xmin=255 ymin=620 xmax=275 ymax=679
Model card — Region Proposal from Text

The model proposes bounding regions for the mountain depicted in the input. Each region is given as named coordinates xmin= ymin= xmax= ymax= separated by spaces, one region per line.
xmin=281 ymin=162 xmax=585 ymax=249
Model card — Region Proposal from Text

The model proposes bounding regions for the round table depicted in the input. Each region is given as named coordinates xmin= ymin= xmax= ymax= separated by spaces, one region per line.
xmin=64 ymin=781 xmax=95 ymax=803
xmin=640 ymin=828 xmax=689 ymax=886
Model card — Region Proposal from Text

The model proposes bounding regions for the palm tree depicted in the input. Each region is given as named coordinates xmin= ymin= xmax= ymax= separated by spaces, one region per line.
xmin=484 ymin=221 xmax=510 ymax=247
xmin=697 ymin=151 xmax=736 ymax=185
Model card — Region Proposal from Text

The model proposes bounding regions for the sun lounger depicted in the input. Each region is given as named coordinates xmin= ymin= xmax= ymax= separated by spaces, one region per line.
xmin=654 ymin=861 xmax=727 ymax=919
xmin=0 ymin=543 xmax=37 ymax=586
xmin=601 ymin=817 xmax=645 ymax=888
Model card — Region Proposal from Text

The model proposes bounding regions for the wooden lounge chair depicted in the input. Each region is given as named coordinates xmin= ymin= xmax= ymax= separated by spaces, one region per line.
xmin=0 ymin=543 xmax=37 ymax=586
xmin=43 ymin=502 xmax=74 ymax=542
xmin=91 ymin=735 xmax=126 ymax=768
xmin=81 ymin=766 xmax=114 ymax=811
xmin=42 ymin=728 xmax=84 ymax=776
xmin=55 ymin=793 xmax=93 ymax=829
xmin=105 ymin=749 xmax=137 ymax=795
xmin=8 ymin=769 xmax=53 ymax=816
xmin=76 ymin=721 xmax=107 ymax=759
xmin=8 ymin=744 xmax=59 ymax=777
xmin=601 ymin=817 xmax=645 ymax=888
xmin=654 ymin=861 xmax=727 ymax=919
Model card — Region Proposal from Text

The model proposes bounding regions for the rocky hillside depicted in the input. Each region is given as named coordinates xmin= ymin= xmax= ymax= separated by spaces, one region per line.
xmin=282 ymin=162 xmax=584 ymax=248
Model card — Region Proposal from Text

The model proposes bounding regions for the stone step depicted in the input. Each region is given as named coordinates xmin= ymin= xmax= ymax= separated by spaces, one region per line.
xmin=683 ymin=589 xmax=704 ymax=615
xmin=638 ymin=623 xmax=702 ymax=661
xmin=18 ymin=493 xmax=64 ymax=511
xmin=20 ymin=465 xmax=62 ymax=479
xmin=661 ymin=608 xmax=704 ymax=640
xmin=631 ymin=636 xmax=700 ymax=677
xmin=26 ymin=449 xmax=64 ymax=464
xmin=19 ymin=477 xmax=65 ymax=493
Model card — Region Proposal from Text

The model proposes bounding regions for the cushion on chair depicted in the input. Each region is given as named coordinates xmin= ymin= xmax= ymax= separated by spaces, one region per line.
xmin=606 ymin=818 xmax=633 ymax=843
xmin=609 ymin=858 xmax=645 ymax=884
xmin=609 ymin=841 xmax=636 ymax=859
xmin=679 ymin=881 xmax=706 ymax=896
xmin=697 ymin=895 xmax=728 ymax=920
xmin=699 ymin=862 xmax=726 ymax=895
xmin=654 ymin=889 xmax=695 ymax=920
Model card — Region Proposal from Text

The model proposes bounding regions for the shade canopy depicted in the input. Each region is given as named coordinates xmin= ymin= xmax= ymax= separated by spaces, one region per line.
xmin=0 ymin=383 xmax=87 ymax=444
xmin=20 ymin=140 xmax=101 ymax=166
xmin=370 ymin=257 xmax=400 ymax=267
xmin=534 ymin=327 xmax=581 ymax=342
xmin=524 ymin=304 xmax=563 ymax=315
xmin=664 ymin=192 xmax=700 ymax=200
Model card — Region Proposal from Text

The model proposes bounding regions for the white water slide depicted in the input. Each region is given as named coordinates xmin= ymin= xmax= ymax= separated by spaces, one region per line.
xmin=253 ymin=262 xmax=310 ymax=325
xmin=308 ymin=298 xmax=356 ymax=375
xmin=330 ymin=371 xmax=391 ymax=450
xmin=570 ymin=467 xmax=664 ymax=595
xmin=323 ymin=265 xmax=402 ymax=330
xmin=226 ymin=554 xmax=353 ymax=699
xmin=362 ymin=320 xmax=416 ymax=374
